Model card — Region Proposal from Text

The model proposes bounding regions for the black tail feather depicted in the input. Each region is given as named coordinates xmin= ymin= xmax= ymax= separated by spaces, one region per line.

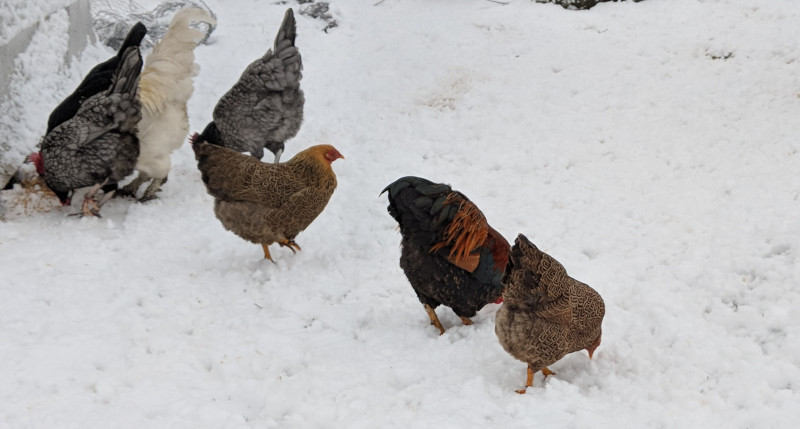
xmin=118 ymin=22 xmax=147 ymax=58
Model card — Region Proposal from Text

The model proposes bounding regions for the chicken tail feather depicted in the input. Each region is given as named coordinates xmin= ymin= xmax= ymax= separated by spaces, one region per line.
xmin=275 ymin=9 xmax=297 ymax=50
xmin=118 ymin=22 xmax=147 ymax=58
xmin=108 ymin=46 xmax=143 ymax=98
xmin=138 ymin=7 xmax=215 ymax=115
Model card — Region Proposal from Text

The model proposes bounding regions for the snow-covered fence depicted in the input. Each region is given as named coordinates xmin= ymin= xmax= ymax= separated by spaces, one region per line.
xmin=93 ymin=0 xmax=216 ymax=50
xmin=0 ymin=0 xmax=95 ymax=189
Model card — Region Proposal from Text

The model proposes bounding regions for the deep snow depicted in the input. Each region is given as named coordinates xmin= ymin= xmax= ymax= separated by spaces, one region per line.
xmin=1 ymin=0 xmax=799 ymax=427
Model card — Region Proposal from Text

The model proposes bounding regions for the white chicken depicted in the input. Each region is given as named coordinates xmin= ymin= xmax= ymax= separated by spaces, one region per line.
xmin=120 ymin=7 xmax=216 ymax=201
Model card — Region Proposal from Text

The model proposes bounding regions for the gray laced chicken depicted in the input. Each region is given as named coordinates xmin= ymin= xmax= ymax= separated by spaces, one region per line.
xmin=198 ymin=8 xmax=303 ymax=163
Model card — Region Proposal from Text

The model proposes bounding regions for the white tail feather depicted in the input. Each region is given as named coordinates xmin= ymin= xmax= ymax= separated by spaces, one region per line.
xmin=134 ymin=7 xmax=216 ymax=179
xmin=138 ymin=8 xmax=216 ymax=115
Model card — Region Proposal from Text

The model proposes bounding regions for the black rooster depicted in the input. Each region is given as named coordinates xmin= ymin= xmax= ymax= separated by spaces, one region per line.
xmin=199 ymin=8 xmax=303 ymax=163
xmin=382 ymin=176 xmax=510 ymax=335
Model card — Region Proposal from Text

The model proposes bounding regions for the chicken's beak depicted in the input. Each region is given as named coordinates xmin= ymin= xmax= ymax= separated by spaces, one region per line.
xmin=586 ymin=333 xmax=602 ymax=359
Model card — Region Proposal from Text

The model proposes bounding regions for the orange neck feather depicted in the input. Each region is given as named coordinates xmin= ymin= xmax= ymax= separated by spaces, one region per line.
xmin=431 ymin=195 xmax=489 ymax=272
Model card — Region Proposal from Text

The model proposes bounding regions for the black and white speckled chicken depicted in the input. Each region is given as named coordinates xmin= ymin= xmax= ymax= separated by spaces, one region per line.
xmin=198 ymin=8 xmax=303 ymax=163
xmin=382 ymin=176 xmax=510 ymax=335
xmin=36 ymin=46 xmax=143 ymax=217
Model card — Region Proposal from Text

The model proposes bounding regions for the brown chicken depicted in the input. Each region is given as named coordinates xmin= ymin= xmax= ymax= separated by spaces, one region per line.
xmin=191 ymin=129 xmax=343 ymax=260
xmin=495 ymin=234 xmax=605 ymax=393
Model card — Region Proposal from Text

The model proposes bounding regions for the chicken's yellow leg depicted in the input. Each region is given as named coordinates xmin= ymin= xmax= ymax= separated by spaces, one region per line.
xmin=423 ymin=304 xmax=445 ymax=335
xmin=516 ymin=365 xmax=534 ymax=394
xmin=262 ymin=244 xmax=275 ymax=262
xmin=459 ymin=316 xmax=473 ymax=326
xmin=542 ymin=367 xmax=555 ymax=377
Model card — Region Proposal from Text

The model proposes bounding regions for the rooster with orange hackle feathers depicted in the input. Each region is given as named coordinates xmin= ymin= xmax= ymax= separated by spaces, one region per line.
xmin=382 ymin=176 xmax=510 ymax=335
xmin=119 ymin=7 xmax=216 ymax=201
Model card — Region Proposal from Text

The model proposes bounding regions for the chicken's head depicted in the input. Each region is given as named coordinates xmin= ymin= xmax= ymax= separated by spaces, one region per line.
xmin=27 ymin=152 xmax=70 ymax=205
xmin=322 ymin=146 xmax=344 ymax=164
xmin=53 ymin=190 xmax=72 ymax=207
xmin=586 ymin=331 xmax=602 ymax=359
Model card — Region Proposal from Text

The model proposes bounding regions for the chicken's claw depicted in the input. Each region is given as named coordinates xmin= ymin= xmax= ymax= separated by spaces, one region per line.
xmin=278 ymin=239 xmax=301 ymax=253
xmin=516 ymin=365 xmax=535 ymax=394
xmin=73 ymin=196 xmax=102 ymax=218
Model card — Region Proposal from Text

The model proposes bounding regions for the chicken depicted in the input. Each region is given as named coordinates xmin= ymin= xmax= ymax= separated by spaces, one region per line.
xmin=382 ymin=176 xmax=510 ymax=335
xmin=37 ymin=46 xmax=143 ymax=217
xmin=191 ymin=127 xmax=343 ymax=261
xmin=495 ymin=234 xmax=605 ymax=393
xmin=199 ymin=8 xmax=303 ymax=163
xmin=119 ymin=8 xmax=217 ymax=201
xmin=46 ymin=22 xmax=147 ymax=134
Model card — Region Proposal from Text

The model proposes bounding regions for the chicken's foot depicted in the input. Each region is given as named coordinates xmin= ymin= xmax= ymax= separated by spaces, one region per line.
xmin=262 ymin=244 xmax=276 ymax=262
xmin=138 ymin=177 xmax=165 ymax=202
xmin=459 ymin=316 xmax=473 ymax=326
xmin=516 ymin=365 xmax=535 ymax=394
xmin=278 ymin=239 xmax=301 ymax=253
xmin=73 ymin=180 xmax=113 ymax=217
xmin=423 ymin=304 xmax=445 ymax=335
xmin=86 ymin=189 xmax=116 ymax=217
xmin=119 ymin=174 xmax=164 ymax=202
xmin=118 ymin=174 xmax=147 ymax=198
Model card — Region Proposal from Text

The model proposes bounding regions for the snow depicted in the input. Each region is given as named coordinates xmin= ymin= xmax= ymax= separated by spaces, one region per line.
xmin=1 ymin=0 xmax=800 ymax=427
xmin=0 ymin=0 xmax=75 ymax=45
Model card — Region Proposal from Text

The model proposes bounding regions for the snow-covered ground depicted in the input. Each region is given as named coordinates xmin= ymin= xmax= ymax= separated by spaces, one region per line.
xmin=1 ymin=0 xmax=800 ymax=427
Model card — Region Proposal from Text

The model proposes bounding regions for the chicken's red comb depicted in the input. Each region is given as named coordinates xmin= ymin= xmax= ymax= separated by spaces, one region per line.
xmin=28 ymin=152 xmax=44 ymax=175
xmin=189 ymin=132 xmax=201 ymax=149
